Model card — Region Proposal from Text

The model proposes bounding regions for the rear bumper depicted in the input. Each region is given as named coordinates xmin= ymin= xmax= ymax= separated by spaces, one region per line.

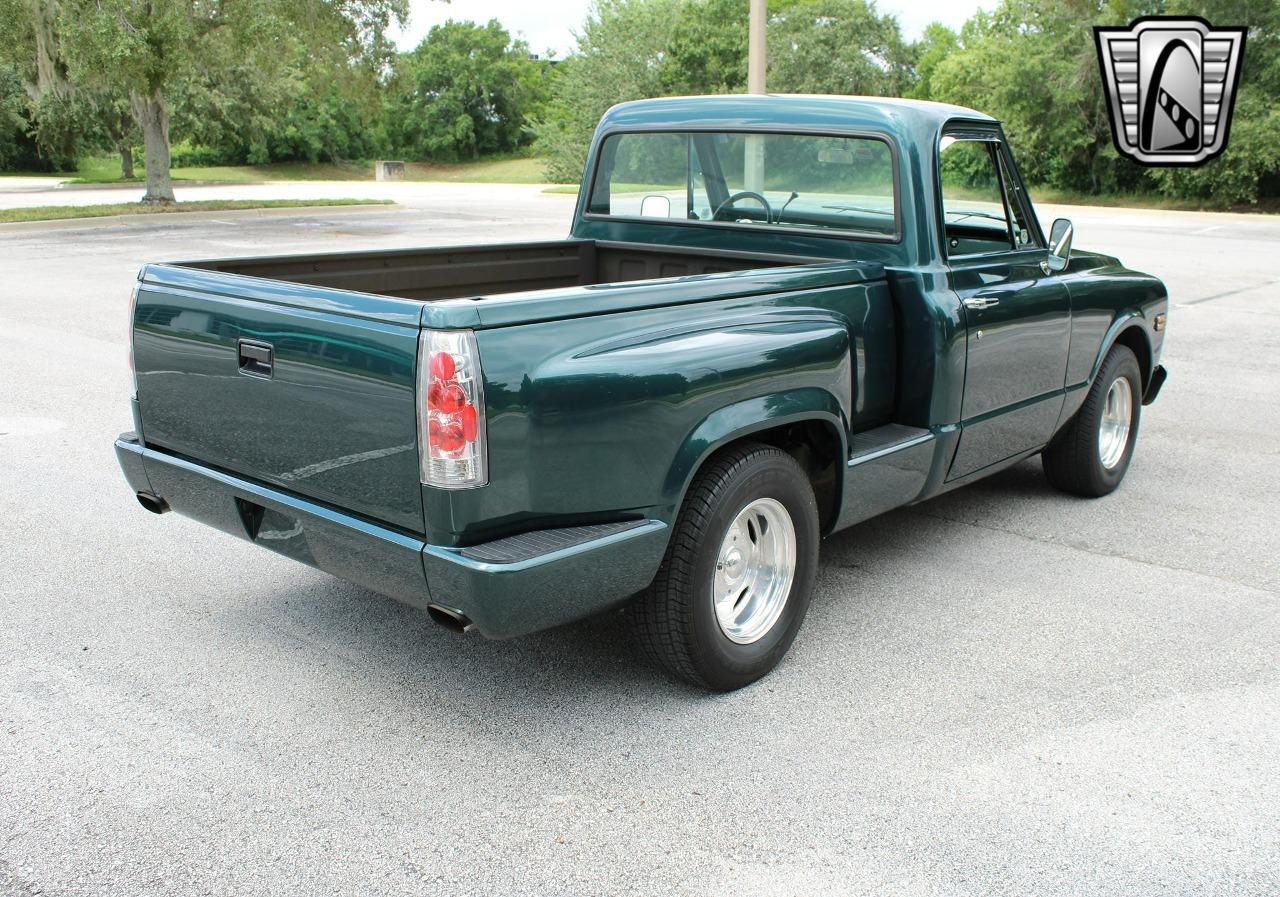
xmin=114 ymin=434 xmax=668 ymax=638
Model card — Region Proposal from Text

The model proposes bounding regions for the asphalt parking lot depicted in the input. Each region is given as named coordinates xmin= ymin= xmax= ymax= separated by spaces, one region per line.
xmin=1 ymin=184 xmax=1277 ymax=896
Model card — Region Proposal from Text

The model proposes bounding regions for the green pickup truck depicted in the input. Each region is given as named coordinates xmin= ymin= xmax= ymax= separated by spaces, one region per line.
xmin=115 ymin=95 xmax=1168 ymax=690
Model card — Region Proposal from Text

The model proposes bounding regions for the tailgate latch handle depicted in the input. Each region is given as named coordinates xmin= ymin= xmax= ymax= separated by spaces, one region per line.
xmin=237 ymin=339 xmax=274 ymax=379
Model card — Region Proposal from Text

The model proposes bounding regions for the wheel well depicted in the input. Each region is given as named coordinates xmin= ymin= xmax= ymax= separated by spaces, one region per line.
xmin=726 ymin=420 xmax=843 ymax=532
xmin=1113 ymin=325 xmax=1152 ymax=389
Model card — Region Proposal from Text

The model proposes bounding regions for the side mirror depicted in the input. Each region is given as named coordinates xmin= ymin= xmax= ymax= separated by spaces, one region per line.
xmin=639 ymin=194 xmax=671 ymax=218
xmin=1046 ymin=218 xmax=1073 ymax=272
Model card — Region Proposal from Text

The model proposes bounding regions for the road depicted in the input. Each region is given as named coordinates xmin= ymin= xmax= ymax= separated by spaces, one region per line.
xmin=1 ymin=182 xmax=1277 ymax=897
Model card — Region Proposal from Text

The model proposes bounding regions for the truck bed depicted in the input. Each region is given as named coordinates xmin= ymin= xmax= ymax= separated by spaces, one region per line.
xmin=132 ymin=239 xmax=892 ymax=538
xmin=182 ymin=239 xmax=817 ymax=302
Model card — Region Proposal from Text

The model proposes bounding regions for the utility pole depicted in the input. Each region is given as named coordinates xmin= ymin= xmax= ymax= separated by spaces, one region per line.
xmin=748 ymin=0 xmax=766 ymax=94
xmin=745 ymin=0 xmax=766 ymax=191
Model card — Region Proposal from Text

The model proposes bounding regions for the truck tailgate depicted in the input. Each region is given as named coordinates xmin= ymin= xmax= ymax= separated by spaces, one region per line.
xmin=132 ymin=268 xmax=423 ymax=533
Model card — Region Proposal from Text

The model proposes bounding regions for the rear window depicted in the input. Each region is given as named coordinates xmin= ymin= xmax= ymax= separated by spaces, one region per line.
xmin=586 ymin=131 xmax=898 ymax=239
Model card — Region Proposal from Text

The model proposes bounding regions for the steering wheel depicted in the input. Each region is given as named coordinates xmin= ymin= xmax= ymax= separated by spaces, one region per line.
xmin=712 ymin=191 xmax=773 ymax=223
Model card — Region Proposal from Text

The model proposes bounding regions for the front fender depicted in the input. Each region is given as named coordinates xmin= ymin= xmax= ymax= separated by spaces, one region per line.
xmin=1065 ymin=252 xmax=1167 ymax=392
xmin=1090 ymin=311 xmax=1153 ymax=386
xmin=1059 ymin=281 xmax=1166 ymax=428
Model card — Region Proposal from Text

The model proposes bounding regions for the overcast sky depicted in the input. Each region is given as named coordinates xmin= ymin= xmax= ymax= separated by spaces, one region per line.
xmin=393 ymin=0 xmax=998 ymax=57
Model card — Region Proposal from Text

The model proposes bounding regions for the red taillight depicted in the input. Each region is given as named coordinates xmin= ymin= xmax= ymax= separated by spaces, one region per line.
xmin=460 ymin=404 xmax=478 ymax=442
xmin=428 ymin=413 xmax=465 ymax=453
xmin=418 ymin=330 xmax=486 ymax=488
xmin=429 ymin=351 xmax=455 ymax=380
xmin=427 ymin=379 xmax=467 ymax=414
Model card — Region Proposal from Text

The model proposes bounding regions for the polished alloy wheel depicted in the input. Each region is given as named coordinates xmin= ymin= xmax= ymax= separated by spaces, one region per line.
xmin=712 ymin=498 xmax=797 ymax=644
xmin=1098 ymin=376 xmax=1133 ymax=470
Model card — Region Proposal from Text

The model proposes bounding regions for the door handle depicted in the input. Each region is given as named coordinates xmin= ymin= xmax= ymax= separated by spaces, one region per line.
xmin=237 ymin=339 xmax=274 ymax=379
xmin=963 ymin=297 xmax=1000 ymax=310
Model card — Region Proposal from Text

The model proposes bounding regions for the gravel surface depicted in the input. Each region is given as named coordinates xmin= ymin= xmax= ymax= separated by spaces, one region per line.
xmin=1 ymin=184 xmax=1277 ymax=896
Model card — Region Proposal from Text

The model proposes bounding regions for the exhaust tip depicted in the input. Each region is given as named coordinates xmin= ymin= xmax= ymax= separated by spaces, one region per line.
xmin=427 ymin=603 xmax=472 ymax=634
xmin=136 ymin=492 xmax=169 ymax=515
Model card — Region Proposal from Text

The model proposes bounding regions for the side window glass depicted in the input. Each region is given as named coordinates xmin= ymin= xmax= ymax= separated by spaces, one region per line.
xmin=997 ymin=149 xmax=1035 ymax=248
xmin=939 ymin=137 xmax=1013 ymax=256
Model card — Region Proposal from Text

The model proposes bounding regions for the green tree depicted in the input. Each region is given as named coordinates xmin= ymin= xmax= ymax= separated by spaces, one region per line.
xmin=768 ymin=0 xmax=916 ymax=96
xmin=909 ymin=22 xmax=959 ymax=101
xmin=539 ymin=0 xmax=917 ymax=181
xmin=0 ymin=64 xmax=39 ymax=169
xmin=922 ymin=0 xmax=1278 ymax=205
xmin=389 ymin=19 xmax=548 ymax=161
xmin=1145 ymin=0 xmax=1280 ymax=204
xmin=171 ymin=15 xmax=399 ymax=167
xmin=266 ymin=72 xmax=389 ymax=164
xmin=52 ymin=0 xmax=406 ymax=202
xmin=534 ymin=0 xmax=681 ymax=183
xmin=264 ymin=36 xmax=406 ymax=165
xmin=922 ymin=2 xmax=1136 ymax=194
xmin=32 ymin=85 xmax=139 ymax=177
xmin=0 ymin=0 xmax=137 ymax=174
xmin=660 ymin=0 xmax=750 ymax=95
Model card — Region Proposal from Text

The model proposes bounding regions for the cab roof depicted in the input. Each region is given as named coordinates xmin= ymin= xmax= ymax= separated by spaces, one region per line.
xmin=598 ymin=94 xmax=998 ymax=142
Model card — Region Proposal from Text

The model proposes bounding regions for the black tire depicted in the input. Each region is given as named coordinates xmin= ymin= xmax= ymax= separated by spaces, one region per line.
xmin=1043 ymin=344 xmax=1143 ymax=497
xmin=632 ymin=442 xmax=820 ymax=691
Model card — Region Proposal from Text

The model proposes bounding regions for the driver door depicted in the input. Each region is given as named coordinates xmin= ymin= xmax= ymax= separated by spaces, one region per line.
xmin=940 ymin=133 xmax=1073 ymax=480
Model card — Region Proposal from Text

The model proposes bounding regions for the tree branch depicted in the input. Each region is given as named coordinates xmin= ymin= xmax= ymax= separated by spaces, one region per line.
xmin=94 ymin=0 xmax=140 ymax=37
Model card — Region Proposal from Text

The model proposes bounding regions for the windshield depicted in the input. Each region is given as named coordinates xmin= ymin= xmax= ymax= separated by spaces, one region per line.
xmin=587 ymin=131 xmax=898 ymax=239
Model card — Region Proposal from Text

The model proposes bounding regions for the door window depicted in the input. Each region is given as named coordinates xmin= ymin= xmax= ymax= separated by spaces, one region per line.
xmin=939 ymin=137 xmax=1014 ymax=256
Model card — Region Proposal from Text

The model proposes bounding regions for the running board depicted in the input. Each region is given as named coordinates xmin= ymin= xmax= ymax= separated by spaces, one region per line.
xmin=848 ymin=424 xmax=933 ymax=466
xmin=836 ymin=424 xmax=936 ymax=530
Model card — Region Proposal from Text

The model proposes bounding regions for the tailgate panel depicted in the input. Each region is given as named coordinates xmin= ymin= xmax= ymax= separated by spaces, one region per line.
xmin=133 ymin=285 xmax=423 ymax=533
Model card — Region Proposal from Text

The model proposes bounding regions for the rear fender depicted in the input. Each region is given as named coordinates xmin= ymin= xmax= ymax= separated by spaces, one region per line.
xmin=664 ymin=388 xmax=848 ymax=514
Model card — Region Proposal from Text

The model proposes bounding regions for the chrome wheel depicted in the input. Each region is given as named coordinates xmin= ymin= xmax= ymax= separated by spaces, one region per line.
xmin=713 ymin=498 xmax=797 ymax=645
xmin=1098 ymin=376 xmax=1133 ymax=470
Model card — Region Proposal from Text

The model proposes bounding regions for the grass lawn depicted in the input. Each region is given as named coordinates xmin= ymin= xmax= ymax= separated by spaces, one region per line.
xmin=0 ymin=198 xmax=394 ymax=224
xmin=1028 ymin=187 xmax=1279 ymax=213
xmin=61 ymin=155 xmax=561 ymax=186
xmin=400 ymin=156 xmax=553 ymax=184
